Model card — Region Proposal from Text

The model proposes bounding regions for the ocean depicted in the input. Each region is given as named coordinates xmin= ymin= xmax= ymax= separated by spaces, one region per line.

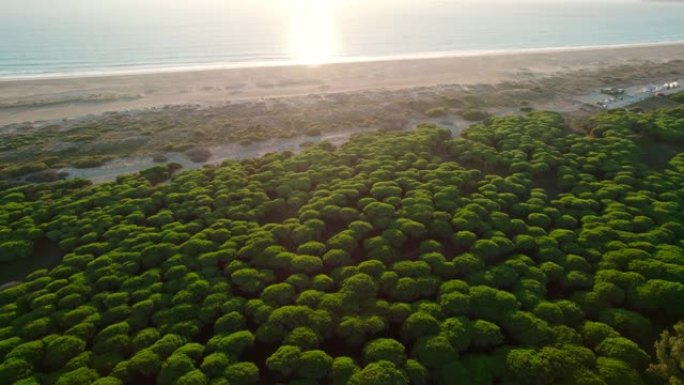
xmin=1 ymin=0 xmax=684 ymax=79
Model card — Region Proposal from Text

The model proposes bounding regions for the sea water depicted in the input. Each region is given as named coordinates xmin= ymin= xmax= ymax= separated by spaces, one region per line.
xmin=1 ymin=0 xmax=684 ymax=79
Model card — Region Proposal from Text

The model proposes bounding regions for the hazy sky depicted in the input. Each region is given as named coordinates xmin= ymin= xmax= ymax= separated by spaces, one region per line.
xmin=3 ymin=0 xmax=640 ymax=13
xmin=0 ymin=0 xmax=643 ymax=24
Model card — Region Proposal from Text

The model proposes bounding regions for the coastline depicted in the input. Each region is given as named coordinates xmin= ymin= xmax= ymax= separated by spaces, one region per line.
xmin=2 ymin=40 xmax=684 ymax=82
xmin=1 ymin=41 xmax=683 ymax=126
xmin=1 ymin=39 xmax=683 ymax=184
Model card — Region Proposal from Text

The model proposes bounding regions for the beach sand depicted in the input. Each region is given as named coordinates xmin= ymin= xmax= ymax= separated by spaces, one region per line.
xmin=2 ymin=42 xmax=684 ymax=126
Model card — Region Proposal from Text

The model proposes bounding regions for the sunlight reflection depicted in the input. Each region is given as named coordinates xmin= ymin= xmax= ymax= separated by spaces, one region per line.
xmin=288 ymin=0 xmax=338 ymax=65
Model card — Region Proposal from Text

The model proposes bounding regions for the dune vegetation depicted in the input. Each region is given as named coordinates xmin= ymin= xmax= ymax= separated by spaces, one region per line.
xmin=1 ymin=104 xmax=684 ymax=385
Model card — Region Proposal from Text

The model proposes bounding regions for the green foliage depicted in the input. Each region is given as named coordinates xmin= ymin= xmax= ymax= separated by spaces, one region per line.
xmin=157 ymin=354 xmax=195 ymax=385
xmin=363 ymin=338 xmax=407 ymax=366
xmin=471 ymin=320 xmax=503 ymax=349
xmin=402 ymin=312 xmax=440 ymax=341
xmin=505 ymin=346 xmax=596 ymax=385
xmin=649 ymin=321 xmax=684 ymax=385
xmin=55 ymin=367 xmax=99 ymax=385
xmin=266 ymin=345 xmax=301 ymax=377
xmin=45 ymin=335 xmax=86 ymax=370
xmin=1 ymin=108 xmax=683 ymax=384
xmin=297 ymin=350 xmax=333 ymax=380
xmin=460 ymin=109 xmax=491 ymax=121
xmin=348 ymin=361 xmax=408 ymax=385
xmin=215 ymin=330 xmax=254 ymax=356
xmin=440 ymin=317 xmax=471 ymax=352
xmin=580 ymin=321 xmax=620 ymax=348
xmin=129 ymin=349 xmax=162 ymax=377
xmin=91 ymin=377 xmax=123 ymax=385
xmin=225 ymin=362 xmax=259 ymax=385
xmin=214 ymin=312 xmax=246 ymax=334
xmin=330 ymin=356 xmax=360 ymax=385
xmin=596 ymin=357 xmax=643 ymax=385
xmin=669 ymin=91 xmax=684 ymax=103
xmin=404 ymin=359 xmax=429 ymax=385
xmin=502 ymin=311 xmax=552 ymax=346
xmin=284 ymin=327 xmax=321 ymax=349
xmin=412 ymin=335 xmax=457 ymax=369
xmin=0 ymin=358 xmax=33 ymax=385
xmin=176 ymin=370 xmax=207 ymax=385
xmin=200 ymin=352 xmax=230 ymax=377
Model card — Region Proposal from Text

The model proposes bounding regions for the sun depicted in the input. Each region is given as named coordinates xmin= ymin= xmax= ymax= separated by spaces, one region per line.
xmin=288 ymin=0 xmax=338 ymax=65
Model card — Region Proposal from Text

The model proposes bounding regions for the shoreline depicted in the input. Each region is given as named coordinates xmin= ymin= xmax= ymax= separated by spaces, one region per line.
xmin=2 ymin=41 xmax=684 ymax=127
xmin=2 ymin=40 xmax=684 ymax=82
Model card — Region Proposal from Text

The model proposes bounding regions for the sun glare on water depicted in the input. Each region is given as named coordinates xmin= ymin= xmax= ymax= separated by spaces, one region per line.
xmin=288 ymin=0 xmax=338 ymax=65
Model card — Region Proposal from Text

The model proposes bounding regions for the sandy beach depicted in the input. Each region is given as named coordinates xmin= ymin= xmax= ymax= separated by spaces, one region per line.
xmin=2 ymin=42 xmax=684 ymax=126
